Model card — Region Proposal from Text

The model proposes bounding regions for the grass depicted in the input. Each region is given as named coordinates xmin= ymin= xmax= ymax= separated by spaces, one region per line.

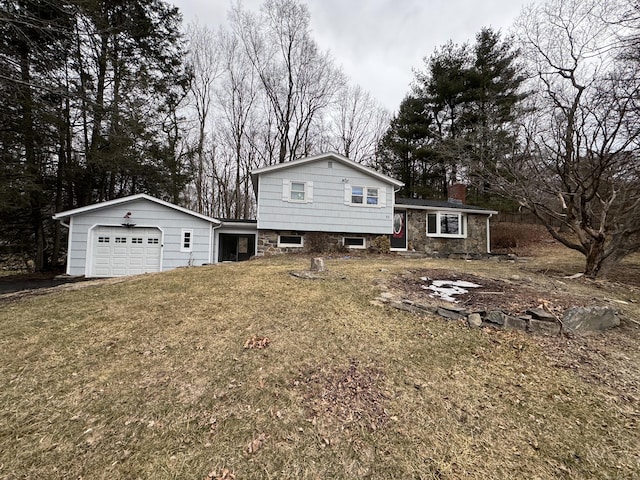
xmin=0 ymin=247 xmax=639 ymax=479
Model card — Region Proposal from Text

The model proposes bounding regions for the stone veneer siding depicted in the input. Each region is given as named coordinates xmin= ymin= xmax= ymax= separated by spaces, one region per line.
xmin=406 ymin=209 xmax=489 ymax=255
xmin=256 ymin=230 xmax=385 ymax=256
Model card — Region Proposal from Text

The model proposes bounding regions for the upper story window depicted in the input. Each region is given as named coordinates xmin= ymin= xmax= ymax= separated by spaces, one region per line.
xmin=427 ymin=212 xmax=466 ymax=238
xmin=367 ymin=188 xmax=378 ymax=205
xmin=351 ymin=186 xmax=364 ymax=204
xmin=346 ymin=185 xmax=385 ymax=207
xmin=290 ymin=182 xmax=306 ymax=201
xmin=282 ymin=180 xmax=313 ymax=203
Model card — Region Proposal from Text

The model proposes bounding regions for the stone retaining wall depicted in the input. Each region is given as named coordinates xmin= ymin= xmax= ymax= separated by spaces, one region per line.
xmin=375 ymin=294 xmax=619 ymax=336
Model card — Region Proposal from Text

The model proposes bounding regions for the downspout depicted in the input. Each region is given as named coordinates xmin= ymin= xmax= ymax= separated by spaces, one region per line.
xmin=53 ymin=215 xmax=72 ymax=275
xmin=486 ymin=214 xmax=493 ymax=254
xmin=210 ymin=222 xmax=222 ymax=264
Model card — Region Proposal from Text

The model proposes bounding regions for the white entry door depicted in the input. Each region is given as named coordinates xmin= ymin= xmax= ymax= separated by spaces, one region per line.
xmin=91 ymin=226 xmax=162 ymax=277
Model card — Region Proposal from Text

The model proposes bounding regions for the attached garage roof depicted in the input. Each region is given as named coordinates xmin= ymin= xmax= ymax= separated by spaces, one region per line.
xmin=53 ymin=194 xmax=221 ymax=224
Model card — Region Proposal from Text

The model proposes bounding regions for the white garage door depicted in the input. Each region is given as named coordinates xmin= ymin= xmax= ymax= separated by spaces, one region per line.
xmin=91 ymin=226 xmax=162 ymax=277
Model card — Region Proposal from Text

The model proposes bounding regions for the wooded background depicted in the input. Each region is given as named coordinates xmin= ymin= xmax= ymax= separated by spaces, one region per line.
xmin=1 ymin=0 xmax=638 ymax=277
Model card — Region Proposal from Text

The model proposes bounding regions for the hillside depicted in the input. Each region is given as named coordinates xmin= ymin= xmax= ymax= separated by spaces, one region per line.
xmin=0 ymin=248 xmax=639 ymax=479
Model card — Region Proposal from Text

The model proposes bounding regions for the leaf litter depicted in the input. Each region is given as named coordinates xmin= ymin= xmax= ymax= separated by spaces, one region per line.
xmin=293 ymin=359 xmax=388 ymax=431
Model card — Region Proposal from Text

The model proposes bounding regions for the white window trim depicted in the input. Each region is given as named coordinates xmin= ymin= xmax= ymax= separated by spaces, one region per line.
xmin=343 ymin=237 xmax=366 ymax=249
xmin=277 ymin=234 xmax=304 ymax=248
xmin=344 ymin=185 xmax=386 ymax=208
xmin=282 ymin=179 xmax=314 ymax=204
xmin=181 ymin=229 xmax=194 ymax=252
xmin=426 ymin=212 xmax=467 ymax=238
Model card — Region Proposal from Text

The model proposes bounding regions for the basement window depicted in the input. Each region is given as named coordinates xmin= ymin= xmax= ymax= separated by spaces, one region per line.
xmin=426 ymin=212 xmax=466 ymax=238
xmin=278 ymin=235 xmax=304 ymax=248
xmin=343 ymin=237 xmax=366 ymax=249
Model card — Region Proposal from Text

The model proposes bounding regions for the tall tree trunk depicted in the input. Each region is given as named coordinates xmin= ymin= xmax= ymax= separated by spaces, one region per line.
xmin=87 ymin=31 xmax=109 ymax=203
xmin=19 ymin=45 xmax=45 ymax=271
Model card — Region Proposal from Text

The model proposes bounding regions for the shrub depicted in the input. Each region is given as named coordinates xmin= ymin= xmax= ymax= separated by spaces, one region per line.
xmin=491 ymin=222 xmax=549 ymax=253
xmin=305 ymin=232 xmax=333 ymax=253
xmin=370 ymin=235 xmax=391 ymax=254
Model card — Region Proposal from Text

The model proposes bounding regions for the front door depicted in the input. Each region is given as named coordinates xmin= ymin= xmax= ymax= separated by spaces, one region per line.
xmin=390 ymin=210 xmax=407 ymax=250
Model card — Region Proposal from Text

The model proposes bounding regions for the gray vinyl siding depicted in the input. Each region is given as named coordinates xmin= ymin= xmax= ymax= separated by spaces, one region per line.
xmin=66 ymin=198 xmax=213 ymax=276
xmin=256 ymin=160 xmax=394 ymax=234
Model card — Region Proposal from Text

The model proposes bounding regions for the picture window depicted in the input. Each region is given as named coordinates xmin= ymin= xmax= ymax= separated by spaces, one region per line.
xmin=427 ymin=212 xmax=466 ymax=237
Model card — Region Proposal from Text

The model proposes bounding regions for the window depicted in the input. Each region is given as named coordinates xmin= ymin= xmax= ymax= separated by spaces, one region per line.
xmin=346 ymin=185 xmax=385 ymax=207
xmin=367 ymin=188 xmax=378 ymax=205
xmin=351 ymin=186 xmax=364 ymax=204
xmin=343 ymin=237 xmax=366 ymax=249
xmin=426 ymin=212 xmax=466 ymax=237
xmin=181 ymin=229 xmax=193 ymax=252
xmin=290 ymin=182 xmax=306 ymax=201
xmin=283 ymin=180 xmax=313 ymax=203
xmin=98 ymin=236 xmax=110 ymax=243
xmin=131 ymin=238 xmax=143 ymax=244
xmin=147 ymin=238 xmax=159 ymax=244
xmin=278 ymin=235 xmax=304 ymax=248
xmin=115 ymin=237 xmax=127 ymax=244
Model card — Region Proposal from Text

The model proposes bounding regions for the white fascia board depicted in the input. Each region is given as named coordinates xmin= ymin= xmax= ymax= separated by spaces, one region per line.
xmin=395 ymin=204 xmax=498 ymax=215
xmin=219 ymin=222 xmax=258 ymax=230
xmin=251 ymin=152 xmax=404 ymax=188
xmin=53 ymin=193 xmax=221 ymax=225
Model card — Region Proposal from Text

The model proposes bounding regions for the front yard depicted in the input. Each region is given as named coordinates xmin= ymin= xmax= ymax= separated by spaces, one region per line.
xmin=0 ymin=245 xmax=638 ymax=479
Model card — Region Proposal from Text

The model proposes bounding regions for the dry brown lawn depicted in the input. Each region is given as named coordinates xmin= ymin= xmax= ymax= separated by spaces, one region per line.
xmin=0 ymin=244 xmax=638 ymax=479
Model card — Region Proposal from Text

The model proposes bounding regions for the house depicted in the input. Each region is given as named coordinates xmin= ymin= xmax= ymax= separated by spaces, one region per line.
xmin=250 ymin=152 xmax=497 ymax=255
xmin=394 ymin=196 xmax=498 ymax=255
xmin=53 ymin=194 xmax=221 ymax=277
xmin=53 ymin=153 xmax=497 ymax=277
xmin=250 ymin=152 xmax=404 ymax=254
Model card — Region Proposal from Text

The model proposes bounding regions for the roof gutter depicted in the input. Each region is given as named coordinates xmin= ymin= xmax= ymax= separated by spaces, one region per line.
xmin=395 ymin=204 xmax=499 ymax=216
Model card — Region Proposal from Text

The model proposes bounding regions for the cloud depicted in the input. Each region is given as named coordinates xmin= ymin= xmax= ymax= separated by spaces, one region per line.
xmin=172 ymin=0 xmax=531 ymax=111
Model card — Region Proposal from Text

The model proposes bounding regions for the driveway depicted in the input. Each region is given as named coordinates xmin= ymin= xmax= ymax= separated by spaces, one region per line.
xmin=0 ymin=273 xmax=90 ymax=295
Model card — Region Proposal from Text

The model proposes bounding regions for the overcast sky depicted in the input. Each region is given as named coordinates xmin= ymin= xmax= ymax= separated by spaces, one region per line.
xmin=170 ymin=0 xmax=534 ymax=112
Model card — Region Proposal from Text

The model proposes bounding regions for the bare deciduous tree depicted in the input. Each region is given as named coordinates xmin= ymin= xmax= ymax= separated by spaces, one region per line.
xmin=185 ymin=23 xmax=220 ymax=215
xmin=231 ymin=0 xmax=344 ymax=163
xmin=489 ymin=0 xmax=640 ymax=278
xmin=328 ymin=85 xmax=390 ymax=165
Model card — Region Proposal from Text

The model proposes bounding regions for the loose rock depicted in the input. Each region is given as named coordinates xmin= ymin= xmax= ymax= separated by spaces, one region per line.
xmin=467 ymin=313 xmax=482 ymax=328
xmin=562 ymin=306 xmax=620 ymax=334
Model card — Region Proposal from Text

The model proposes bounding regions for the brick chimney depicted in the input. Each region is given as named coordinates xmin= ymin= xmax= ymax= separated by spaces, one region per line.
xmin=447 ymin=183 xmax=466 ymax=205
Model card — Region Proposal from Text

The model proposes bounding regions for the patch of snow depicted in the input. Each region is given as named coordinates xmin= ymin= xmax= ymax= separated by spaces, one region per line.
xmin=424 ymin=279 xmax=481 ymax=303
xmin=431 ymin=280 xmax=481 ymax=289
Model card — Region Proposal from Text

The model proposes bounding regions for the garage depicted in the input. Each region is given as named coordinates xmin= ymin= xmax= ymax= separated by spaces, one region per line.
xmin=91 ymin=226 xmax=162 ymax=277
xmin=53 ymin=194 xmax=221 ymax=277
